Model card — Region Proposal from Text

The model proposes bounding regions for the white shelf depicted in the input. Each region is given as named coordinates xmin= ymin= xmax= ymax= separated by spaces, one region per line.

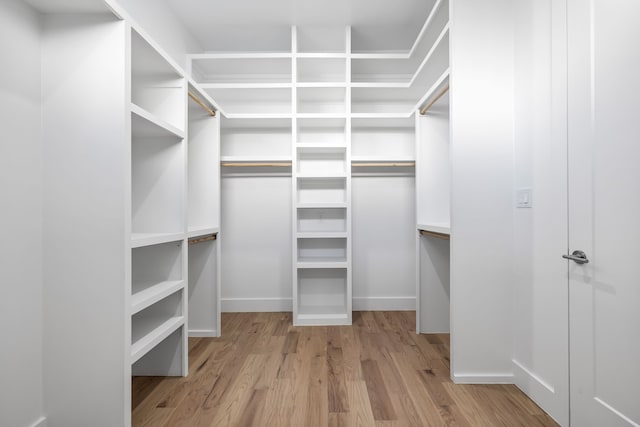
xmin=418 ymin=223 xmax=451 ymax=235
xmin=187 ymin=227 xmax=219 ymax=238
xmin=131 ymin=280 xmax=184 ymax=315
xmin=131 ymin=104 xmax=185 ymax=139
xmin=220 ymin=156 xmax=292 ymax=163
xmin=296 ymin=142 xmax=346 ymax=149
xmin=297 ymin=202 xmax=347 ymax=209
xmin=297 ymin=173 xmax=347 ymax=178
xmin=130 ymin=316 xmax=184 ymax=364
xmin=297 ymin=261 xmax=348 ymax=269
xmin=351 ymin=156 xmax=416 ymax=162
xmin=297 ymin=232 xmax=348 ymax=239
xmin=131 ymin=232 xmax=185 ymax=248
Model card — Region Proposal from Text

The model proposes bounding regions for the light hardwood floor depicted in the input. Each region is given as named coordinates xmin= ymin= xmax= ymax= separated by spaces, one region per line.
xmin=132 ymin=311 xmax=558 ymax=426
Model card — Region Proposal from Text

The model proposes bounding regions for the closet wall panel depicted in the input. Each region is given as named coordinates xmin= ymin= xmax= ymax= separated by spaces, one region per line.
xmin=221 ymin=177 xmax=293 ymax=311
xmin=352 ymin=177 xmax=416 ymax=310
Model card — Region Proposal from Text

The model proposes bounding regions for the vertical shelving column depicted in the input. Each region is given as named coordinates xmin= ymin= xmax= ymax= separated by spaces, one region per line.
xmin=293 ymin=27 xmax=352 ymax=325
xmin=187 ymin=83 xmax=221 ymax=338
xmin=129 ymin=28 xmax=188 ymax=376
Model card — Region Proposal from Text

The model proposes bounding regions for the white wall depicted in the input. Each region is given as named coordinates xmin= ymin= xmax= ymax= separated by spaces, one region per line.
xmin=0 ymin=2 xmax=45 ymax=426
xmin=111 ymin=0 xmax=202 ymax=70
xmin=221 ymin=176 xmax=293 ymax=311
xmin=449 ymin=0 xmax=516 ymax=383
xmin=513 ymin=0 xmax=569 ymax=424
xmin=352 ymin=176 xmax=416 ymax=310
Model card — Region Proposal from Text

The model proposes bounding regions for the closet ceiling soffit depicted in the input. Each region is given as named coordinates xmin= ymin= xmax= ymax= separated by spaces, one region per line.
xmin=162 ymin=0 xmax=435 ymax=52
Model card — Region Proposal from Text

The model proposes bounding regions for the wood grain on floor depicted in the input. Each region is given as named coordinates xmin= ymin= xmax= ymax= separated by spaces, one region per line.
xmin=132 ymin=311 xmax=559 ymax=427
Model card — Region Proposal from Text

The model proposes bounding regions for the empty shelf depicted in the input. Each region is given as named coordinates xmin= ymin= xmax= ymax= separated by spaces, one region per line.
xmin=130 ymin=316 xmax=184 ymax=364
xmin=131 ymin=280 xmax=184 ymax=315
xmin=131 ymin=232 xmax=185 ymax=248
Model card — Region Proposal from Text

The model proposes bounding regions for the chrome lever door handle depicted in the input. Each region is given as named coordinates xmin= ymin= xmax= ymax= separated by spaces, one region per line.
xmin=563 ymin=250 xmax=589 ymax=264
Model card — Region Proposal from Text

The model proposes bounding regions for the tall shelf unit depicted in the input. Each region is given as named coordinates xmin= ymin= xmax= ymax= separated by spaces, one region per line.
xmin=293 ymin=27 xmax=353 ymax=325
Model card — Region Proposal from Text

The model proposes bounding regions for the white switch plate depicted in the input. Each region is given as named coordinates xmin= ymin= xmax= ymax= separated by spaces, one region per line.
xmin=516 ymin=188 xmax=532 ymax=208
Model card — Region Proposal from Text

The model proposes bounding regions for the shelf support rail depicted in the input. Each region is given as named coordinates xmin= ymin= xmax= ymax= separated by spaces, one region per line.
xmin=188 ymin=91 xmax=216 ymax=117
xmin=419 ymin=84 xmax=449 ymax=115
xmin=188 ymin=233 xmax=217 ymax=245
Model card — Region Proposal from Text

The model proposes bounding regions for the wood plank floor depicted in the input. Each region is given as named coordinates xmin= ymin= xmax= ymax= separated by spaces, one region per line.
xmin=132 ymin=312 xmax=559 ymax=426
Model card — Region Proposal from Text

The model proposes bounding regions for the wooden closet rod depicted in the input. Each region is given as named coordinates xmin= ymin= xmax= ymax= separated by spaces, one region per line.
xmin=419 ymin=229 xmax=450 ymax=240
xmin=188 ymin=233 xmax=217 ymax=245
xmin=419 ymin=84 xmax=449 ymax=115
xmin=188 ymin=91 xmax=216 ymax=117
xmin=352 ymin=162 xmax=415 ymax=167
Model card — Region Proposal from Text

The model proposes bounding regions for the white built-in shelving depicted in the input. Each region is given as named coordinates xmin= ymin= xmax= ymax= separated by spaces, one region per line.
xmin=129 ymin=27 xmax=188 ymax=381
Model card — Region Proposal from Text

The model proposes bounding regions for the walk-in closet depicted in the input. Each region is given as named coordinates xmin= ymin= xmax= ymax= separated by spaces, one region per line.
xmin=2 ymin=0 xmax=639 ymax=426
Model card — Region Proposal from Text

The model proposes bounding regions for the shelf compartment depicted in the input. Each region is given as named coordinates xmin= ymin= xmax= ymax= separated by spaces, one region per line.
xmin=297 ymin=117 xmax=346 ymax=145
xmin=352 ymin=116 xmax=415 ymax=161
xmin=132 ymin=240 xmax=183 ymax=314
xmin=188 ymin=92 xmax=219 ymax=234
xmin=297 ymin=237 xmax=347 ymax=263
xmin=132 ymin=327 xmax=184 ymax=376
xmin=131 ymin=30 xmax=185 ymax=132
xmin=297 ymin=146 xmax=347 ymax=176
xmin=297 ymin=207 xmax=347 ymax=233
xmin=132 ymin=131 xmax=185 ymax=236
xmin=204 ymin=87 xmax=292 ymax=115
xmin=132 ymin=104 xmax=184 ymax=139
xmin=297 ymin=268 xmax=348 ymax=324
xmin=297 ymin=58 xmax=346 ymax=83
xmin=221 ymin=117 xmax=291 ymax=161
xmin=130 ymin=233 xmax=184 ymax=248
xmin=131 ymin=290 xmax=184 ymax=364
xmin=297 ymin=87 xmax=346 ymax=114
xmin=296 ymin=26 xmax=346 ymax=54
xmin=297 ymin=177 xmax=346 ymax=205
xmin=191 ymin=57 xmax=292 ymax=84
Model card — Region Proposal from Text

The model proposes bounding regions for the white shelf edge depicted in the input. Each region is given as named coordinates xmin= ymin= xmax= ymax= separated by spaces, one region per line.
xmin=297 ymin=174 xmax=347 ymax=179
xmin=408 ymin=24 xmax=450 ymax=87
xmin=350 ymin=82 xmax=410 ymax=89
xmin=351 ymin=52 xmax=409 ymax=59
xmin=296 ymin=113 xmax=347 ymax=119
xmin=223 ymin=113 xmax=293 ymax=119
xmin=187 ymin=227 xmax=220 ymax=238
xmin=131 ymin=103 xmax=185 ymax=139
xmin=131 ymin=316 xmax=184 ymax=364
xmin=199 ymin=83 xmax=292 ymax=89
xmin=350 ymin=112 xmax=414 ymax=119
xmin=189 ymin=52 xmax=293 ymax=59
xmin=296 ymin=53 xmax=347 ymax=58
xmin=297 ymin=261 xmax=348 ymax=269
xmin=296 ymin=203 xmax=347 ymax=209
xmin=296 ymin=143 xmax=347 ymax=148
xmin=351 ymin=157 xmax=416 ymax=162
xmin=296 ymin=82 xmax=347 ymax=88
xmin=417 ymin=223 xmax=451 ymax=235
xmin=131 ymin=280 xmax=184 ymax=315
xmin=220 ymin=156 xmax=292 ymax=162
xmin=130 ymin=232 xmax=185 ymax=248
xmin=297 ymin=232 xmax=348 ymax=239
xmin=413 ymin=68 xmax=451 ymax=113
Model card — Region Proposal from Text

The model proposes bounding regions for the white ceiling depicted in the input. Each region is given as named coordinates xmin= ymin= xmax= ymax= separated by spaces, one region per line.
xmin=163 ymin=0 xmax=435 ymax=53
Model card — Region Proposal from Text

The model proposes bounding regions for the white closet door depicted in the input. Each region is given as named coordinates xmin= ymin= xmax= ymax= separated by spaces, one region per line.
xmin=567 ymin=0 xmax=640 ymax=425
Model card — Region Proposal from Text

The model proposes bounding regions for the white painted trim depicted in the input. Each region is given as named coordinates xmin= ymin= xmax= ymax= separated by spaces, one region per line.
xmin=353 ymin=296 xmax=415 ymax=311
xmin=221 ymin=297 xmax=415 ymax=312
xmin=594 ymin=398 xmax=640 ymax=427
xmin=512 ymin=359 xmax=555 ymax=394
xmin=452 ymin=373 xmax=514 ymax=384
xmin=222 ymin=297 xmax=293 ymax=312
xmin=30 ymin=416 xmax=47 ymax=427
xmin=188 ymin=329 xmax=218 ymax=338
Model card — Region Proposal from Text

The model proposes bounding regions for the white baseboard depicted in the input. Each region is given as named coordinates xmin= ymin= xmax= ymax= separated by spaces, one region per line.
xmin=222 ymin=297 xmax=292 ymax=312
xmin=353 ymin=296 xmax=415 ymax=311
xmin=188 ymin=329 xmax=218 ymax=338
xmin=512 ymin=359 xmax=555 ymax=394
xmin=221 ymin=297 xmax=415 ymax=313
xmin=31 ymin=416 xmax=47 ymax=427
xmin=512 ymin=359 xmax=566 ymax=425
xmin=452 ymin=373 xmax=514 ymax=384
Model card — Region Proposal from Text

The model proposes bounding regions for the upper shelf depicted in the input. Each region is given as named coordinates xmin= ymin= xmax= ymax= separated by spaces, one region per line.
xmin=190 ymin=56 xmax=292 ymax=84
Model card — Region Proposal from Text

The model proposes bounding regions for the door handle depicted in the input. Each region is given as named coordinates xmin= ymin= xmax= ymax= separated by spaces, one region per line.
xmin=563 ymin=250 xmax=589 ymax=264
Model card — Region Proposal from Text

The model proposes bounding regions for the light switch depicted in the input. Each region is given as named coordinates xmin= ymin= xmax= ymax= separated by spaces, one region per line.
xmin=516 ymin=188 xmax=532 ymax=208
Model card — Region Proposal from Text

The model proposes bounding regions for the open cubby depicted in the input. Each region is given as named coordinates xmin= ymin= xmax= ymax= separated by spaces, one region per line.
xmin=188 ymin=237 xmax=218 ymax=336
xmin=298 ymin=238 xmax=347 ymax=262
xmin=191 ymin=57 xmax=292 ymax=84
xmin=297 ymin=87 xmax=346 ymax=114
xmin=221 ymin=117 xmax=291 ymax=161
xmin=131 ymin=327 xmax=184 ymax=376
xmin=131 ymin=30 xmax=184 ymax=131
xmin=132 ymin=241 xmax=183 ymax=314
xmin=204 ymin=87 xmax=292 ymax=115
xmin=297 ymin=58 xmax=346 ymax=83
xmin=297 ymin=147 xmax=347 ymax=176
xmin=296 ymin=26 xmax=346 ymax=54
xmin=297 ymin=268 xmax=348 ymax=319
xmin=297 ymin=118 xmax=346 ymax=145
xmin=131 ymin=123 xmax=185 ymax=237
xmin=297 ymin=177 xmax=346 ymax=205
xmin=297 ymin=208 xmax=347 ymax=233
xmin=351 ymin=117 xmax=415 ymax=161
